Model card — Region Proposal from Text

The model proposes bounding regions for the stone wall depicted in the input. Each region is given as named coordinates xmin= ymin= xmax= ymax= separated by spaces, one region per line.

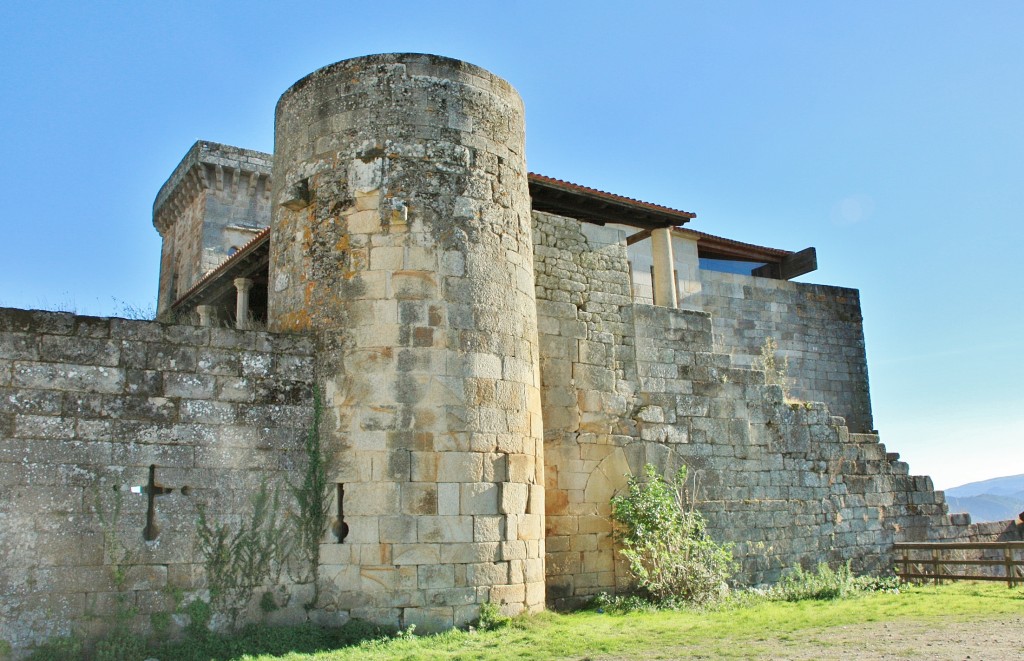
xmin=532 ymin=211 xmax=967 ymax=609
xmin=630 ymin=307 xmax=964 ymax=578
xmin=0 ymin=308 xmax=314 ymax=652
xmin=695 ymin=271 xmax=874 ymax=433
xmin=158 ymin=192 xmax=206 ymax=311
xmin=965 ymin=519 xmax=1024 ymax=543
xmin=0 ymin=219 xmax=982 ymax=651
xmin=532 ymin=212 xmax=638 ymax=605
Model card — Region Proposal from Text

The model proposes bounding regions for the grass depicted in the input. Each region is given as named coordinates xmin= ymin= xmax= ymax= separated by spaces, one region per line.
xmin=226 ymin=582 xmax=1023 ymax=661
xmin=26 ymin=582 xmax=1021 ymax=660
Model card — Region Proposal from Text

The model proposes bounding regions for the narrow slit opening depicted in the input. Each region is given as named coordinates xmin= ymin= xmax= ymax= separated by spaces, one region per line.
xmin=334 ymin=483 xmax=349 ymax=543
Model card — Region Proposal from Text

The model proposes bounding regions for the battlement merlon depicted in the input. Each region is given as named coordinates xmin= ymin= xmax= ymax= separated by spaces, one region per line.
xmin=152 ymin=140 xmax=273 ymax=236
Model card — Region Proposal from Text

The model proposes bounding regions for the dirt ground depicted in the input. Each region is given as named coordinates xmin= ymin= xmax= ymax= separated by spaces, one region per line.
xmin=766 ymin=617 xmax=1024 ymax=660
xmin=595 ymin=616 xmax=1024 ymax=660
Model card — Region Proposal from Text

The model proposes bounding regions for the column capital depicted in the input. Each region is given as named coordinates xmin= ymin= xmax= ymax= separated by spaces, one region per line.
xmin=196 ymin=304 xmax=216 ymax=327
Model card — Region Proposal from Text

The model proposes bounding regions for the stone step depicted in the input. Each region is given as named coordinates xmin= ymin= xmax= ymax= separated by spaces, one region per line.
xmin=949 ymin=512 xmax=972 ymax=526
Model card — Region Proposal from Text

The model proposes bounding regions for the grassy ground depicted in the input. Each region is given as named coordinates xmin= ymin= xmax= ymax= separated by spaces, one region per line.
xmin=237 ymin=582 xmax=1023 ymax=660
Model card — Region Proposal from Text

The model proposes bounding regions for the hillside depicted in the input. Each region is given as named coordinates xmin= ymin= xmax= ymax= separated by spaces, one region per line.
xmin=945 ymin=474 xmax=1024 ymax=498
xmin=944 ymin=474 xmax=1024 ymax=523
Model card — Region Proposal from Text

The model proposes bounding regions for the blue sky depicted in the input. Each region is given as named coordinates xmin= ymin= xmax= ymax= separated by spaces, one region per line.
xmin=1 ymin=1 xmax=1021 ymax=489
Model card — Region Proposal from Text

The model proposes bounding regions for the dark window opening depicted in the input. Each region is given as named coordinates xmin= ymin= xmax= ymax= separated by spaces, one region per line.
xmin=698 ymin=257 xmax=768 ymax=276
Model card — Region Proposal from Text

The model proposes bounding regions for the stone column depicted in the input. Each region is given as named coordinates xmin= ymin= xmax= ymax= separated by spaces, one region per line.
xmin=233 ymin=277 xmax=252 ymax=329
xmin=269 ymin=54 xmax=544 ymax=631
xmin=651 ymin=227 xmax=678 ymax=308
xmin=672 ymin=233 xmax=701 ymax=309
xmin=196 ymin=304 xmax=216 ymax=327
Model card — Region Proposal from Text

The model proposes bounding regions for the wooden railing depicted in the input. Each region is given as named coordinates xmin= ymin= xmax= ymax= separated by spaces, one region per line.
xmin=895 ymin=542 xmax=1024 ymax=587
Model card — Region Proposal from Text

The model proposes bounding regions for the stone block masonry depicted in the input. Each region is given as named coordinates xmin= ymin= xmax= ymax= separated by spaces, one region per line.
xmin=0 ymin=307 xmax=315 ymax=651
xmin=531 ymin=210 xmax=968 ymax=609
xmin=696 ymin=271 xmax=873 ymax=433
xmin=0 ymin=51 xmax=990 ymax=654
xmin=268 ymin=54 xmax=544 ymax=631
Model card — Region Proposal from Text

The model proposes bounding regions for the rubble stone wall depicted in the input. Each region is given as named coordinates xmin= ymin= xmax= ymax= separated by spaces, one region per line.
xmin=696 ymin=271 xmax=874 ymax=433
xmin=532 ymin=211 xmax=967 ymax=609
xmin=0 ymin=308 xmax=315 ymax=652
xmin=532 ymin=212 xmax=639 ymax=606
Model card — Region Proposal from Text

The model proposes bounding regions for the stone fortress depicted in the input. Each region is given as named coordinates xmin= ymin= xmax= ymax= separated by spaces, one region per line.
xmin=1 ymin=53 xmax=1018 ymax=652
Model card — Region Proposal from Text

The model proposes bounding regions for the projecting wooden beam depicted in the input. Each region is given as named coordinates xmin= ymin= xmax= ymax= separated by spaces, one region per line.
xmin=626 ymin=229 xmax=652 ymax=246
xmin=752 ymin=247 xmax=817 ymax=280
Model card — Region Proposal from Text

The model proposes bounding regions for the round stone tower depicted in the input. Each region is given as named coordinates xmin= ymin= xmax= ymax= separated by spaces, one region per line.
xmin=269 ymin=54 xmax=544 ymax=629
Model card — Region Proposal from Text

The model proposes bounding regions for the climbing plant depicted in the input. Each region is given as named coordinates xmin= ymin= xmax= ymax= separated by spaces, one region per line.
xmin=195 ymin=480 xmax=291 ymax=628
xmin=288 ymin=387 xmax=332 ymax=607
xmin=756 ymin=336 xmax=789 ymax=399
xmin=192 ymin=389 xmax=331 ymax=627
xmin=92 ymin=483 xmax=138 ymax=595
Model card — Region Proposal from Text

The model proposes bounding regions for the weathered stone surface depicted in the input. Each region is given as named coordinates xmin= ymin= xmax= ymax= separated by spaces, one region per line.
xmin=531 ymin=210 xmax=971 ymax=610
xmin=0 ymin=51 xmax=980 ymax=654
xmin=0 ymin=307 xmax=315 ymax=652
xmin=265 ymin=53 xmax=544 ymax=626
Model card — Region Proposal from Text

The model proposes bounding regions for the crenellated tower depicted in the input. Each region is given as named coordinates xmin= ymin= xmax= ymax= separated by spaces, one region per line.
xmin=153 ymin=142 xmax=272 ymax=315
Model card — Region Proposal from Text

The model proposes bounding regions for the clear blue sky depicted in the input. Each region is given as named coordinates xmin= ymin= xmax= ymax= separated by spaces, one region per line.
xmin=1 ymin=1 xmax=1021 ymax=490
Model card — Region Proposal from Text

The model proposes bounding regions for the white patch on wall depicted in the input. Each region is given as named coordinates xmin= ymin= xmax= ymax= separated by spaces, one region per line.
xmin=349 ymin=158 xmax=382 ymax=194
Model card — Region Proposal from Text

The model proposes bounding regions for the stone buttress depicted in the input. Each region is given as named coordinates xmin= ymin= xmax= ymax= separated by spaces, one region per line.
xmin=268 ymin=54 xmax=545 ymax=629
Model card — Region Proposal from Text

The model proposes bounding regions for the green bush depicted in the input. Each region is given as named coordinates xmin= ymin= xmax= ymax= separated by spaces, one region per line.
xmin=852 ymin=572 xmax=902 ymax=594
xmin=590 ymin=591 xmax=659 ymax=614
xmin=610 ymin=464 xmax=735 ymax=606
xmin=24 ymin=636 xmax=83 ymax=661
xmin=769 ymin=562 xmax=858 ymax=601
xmin=93 ymin=628 xmax=147 ymax=661
xmin=476 ymin=602 xmax=511 ymax=630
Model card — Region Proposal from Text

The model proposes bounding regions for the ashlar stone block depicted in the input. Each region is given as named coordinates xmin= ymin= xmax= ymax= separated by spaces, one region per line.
xmin=418 ymin=515 xmax=473 ymax=543
xmin=437 ymin=452 xmax=484 ymax=482
xmin=346 ymin=482 xmax=400 ymax=516
xmin=499 ymin=482 xmax=529 ymax=515
xmin=418 ymin=564 xmax=455 ymax=590
xmin=461 ymin=482 xmax=499 ymax=514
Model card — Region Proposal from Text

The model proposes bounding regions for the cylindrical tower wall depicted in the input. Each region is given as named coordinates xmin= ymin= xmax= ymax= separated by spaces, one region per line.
xmin=269 ymin=54 xmax=544 ymax=629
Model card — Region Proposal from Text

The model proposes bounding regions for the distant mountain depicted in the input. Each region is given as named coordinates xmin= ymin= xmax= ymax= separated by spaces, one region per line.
xmin=946 ymin=494 xmax=1024 ymax=523
xmin=945 ymin=474 xmax=1024 ymax=498
xmin=944 ymin=474 xmax=1024 ymax=523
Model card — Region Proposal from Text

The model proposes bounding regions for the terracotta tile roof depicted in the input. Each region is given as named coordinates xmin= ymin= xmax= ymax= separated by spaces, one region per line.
xmin=681 ymin=228 xmax=791 ymax=259
xmin=172 ymin=226 xmax=269 ymax=308
xmin=528 ymin=173 xmax=696 ymax=219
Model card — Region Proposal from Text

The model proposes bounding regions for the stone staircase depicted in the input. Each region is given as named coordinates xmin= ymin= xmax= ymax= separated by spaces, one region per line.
xmin=844 ymin=431 xmax=970 ymax=542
